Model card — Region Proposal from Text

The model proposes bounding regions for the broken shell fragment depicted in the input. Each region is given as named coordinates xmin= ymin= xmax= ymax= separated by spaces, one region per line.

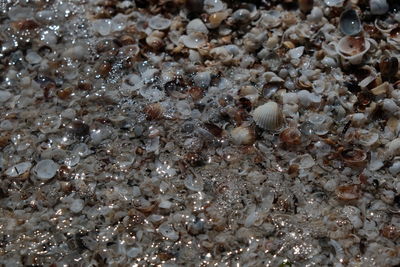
xmin=230 ymin=126 xmax=255 ymax=145
xmin=252 ymin=101 xmax=284 ymax=131
xmin=149 ymin=16 xmax=171 ymax=30
xmin=340 ymin=148 xmax=368 ymax=168
xmin=386 ymin=138 xmax=400 ymax=157
xmin=336 ymin=184 xmax=361 ymax=200
xmin=180 ymin=33 xmax=207 ymax=48
xmin=280 ymin=127 xmax=302 ymax=146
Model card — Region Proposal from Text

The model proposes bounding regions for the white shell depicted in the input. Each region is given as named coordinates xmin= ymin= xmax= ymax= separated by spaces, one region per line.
xmin=336 ymin=36 xmax=371 ymax=65
xmin=149 ymin=16 xmax=171 ymax=30
xmin=252 ymin=102 xmax=284 ymax=130
xmin=386 ymin=138 xmax=400 ymax=156
xmin=187 ymin=19 xmax=209 ymax=35
xmin=230 ymin=126 xmax=255 ymax=145
xmin=180 ymin=33 xmax=207 ymax=49
xmin=204 ymin=0 xmax=225 ymax=13
xmin=5 ymin=162 xmax=32 ymax=177
xmin=33 ymin=159 xmax=59 ymax=180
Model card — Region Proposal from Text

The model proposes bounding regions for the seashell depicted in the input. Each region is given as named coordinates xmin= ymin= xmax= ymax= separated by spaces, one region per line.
xmin=33 ymin=159 xmax=59 ymax=180
xmin=296 ymin=77 xmax=313 ymax=90
xmin=262 ymin=83 xmax=281 ymax=99
xmin=339 ymin=9 xmax=361 ymax=36
xmin=288 ymin=46 xmax=304 ymax=59
xmin=280 ymin=127 xmax=302 ymax=146
xmin=230 ymin=125 xmax=255 ymax=145
xmin=204 ymin=0 xmax=225 ymax=13
xmin=307 ymin=6 xmax=323 ymax=22
xmin=207 ymin=11 xmax=229 ymax=29
xmin=291 ymin=154 xmax=315 ymax=169
xmin=381 ymin=225 xmax=400 ymax=240
xmin=369 ymin=0 xmax=389 ymax=15
xmin=6 ymin=162 xmax=32 ymax=178
xmin=264 ymin=72 xmax=284 ymax=83
xmin=188 ymin=86 xmax=204 ymax=101
xmin=297 ymin=90 xmax=321 ymax=107
xmin=0 ymin=90 xmax=12 ymax=103
xmin=180 ymin=33 xmax=207 ymax=49
xmin=340 ymin=148 xmax=368 ymax=168
xmin=298 ymin=0 xmax=314 ymax=14
xmin=187 ymin=19 xmax=209 ymax=35
xmin=336 ymin=36 xmax=371 ymax=65
xmin=389 ymin=161 xmax=400 ymax=175
xmin=259 ymin=10 xmax=282 ymax=29
xmin=371 ymin=81 xmax=390 ymax=95
xmin=149 ymin=16 xmax=171 ymax=30
xmin=379 ymin=56 xmax=398 ymax=79
xmin=158 ymin=222 xmax=179 ymax=241
xmin=382 ymin=98 xmax=399 ymax=113
xmin=358 ymin=130 xmax=379 ymax=146
xmin=386 ymin=138 xmax=400 ymax=157
xmin=146 ymin=31 xmax=165 ymax=50
xmin=239 ymin=85 xmax=258 ymax=96
xmin=324 ymin=0 xmax=344 ymax=7
xmin=375 ymin=19 xmax=398 ymax=34
xmin=336 ymin=184 xmax=361 ymax=200
xmin=231 ymin=9 xmax=251 ymax=24
xmin=252 ymin=102 xmax=284 ymax=131
xmin=144 ymin=103 xmax=164 ymax=120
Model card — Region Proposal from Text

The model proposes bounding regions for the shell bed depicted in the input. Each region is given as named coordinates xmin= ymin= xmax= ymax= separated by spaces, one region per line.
xmin=1 ymin=0 xmax=400 ymax=266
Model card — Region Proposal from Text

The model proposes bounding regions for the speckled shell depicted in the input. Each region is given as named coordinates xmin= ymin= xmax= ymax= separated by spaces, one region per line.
xmin=252 ymin=101 xmax=284 ymax=130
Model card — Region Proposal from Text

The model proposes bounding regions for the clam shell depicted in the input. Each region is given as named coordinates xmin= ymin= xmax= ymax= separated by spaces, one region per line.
xmin=252 ymin=101 xmax=284 ymax=130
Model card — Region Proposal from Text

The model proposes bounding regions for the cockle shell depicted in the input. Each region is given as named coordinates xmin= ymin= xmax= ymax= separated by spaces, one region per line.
xmin=252 ymin=101 xmax=284 ymax=130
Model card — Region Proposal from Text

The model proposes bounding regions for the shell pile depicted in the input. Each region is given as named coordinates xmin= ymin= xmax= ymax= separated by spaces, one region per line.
xmin=1 ymin=0 xmax=400 ymax=266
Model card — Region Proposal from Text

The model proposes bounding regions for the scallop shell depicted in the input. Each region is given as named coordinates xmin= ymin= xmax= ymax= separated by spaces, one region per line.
xmin=252 ymin=101 xmax=284 ymax=130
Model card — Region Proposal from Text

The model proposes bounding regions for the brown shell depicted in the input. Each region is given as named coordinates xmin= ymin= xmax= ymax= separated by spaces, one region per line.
xmin=144 ymin=103 xmax=164 ymax=120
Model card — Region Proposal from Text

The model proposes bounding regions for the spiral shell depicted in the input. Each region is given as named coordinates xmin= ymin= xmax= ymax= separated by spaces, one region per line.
xmin=252 ymin=101 xmax=284 ymax=130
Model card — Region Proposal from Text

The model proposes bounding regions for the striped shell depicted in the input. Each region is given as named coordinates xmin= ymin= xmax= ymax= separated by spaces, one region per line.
xmin=252 ymin=101 xmax=284 ymax=130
